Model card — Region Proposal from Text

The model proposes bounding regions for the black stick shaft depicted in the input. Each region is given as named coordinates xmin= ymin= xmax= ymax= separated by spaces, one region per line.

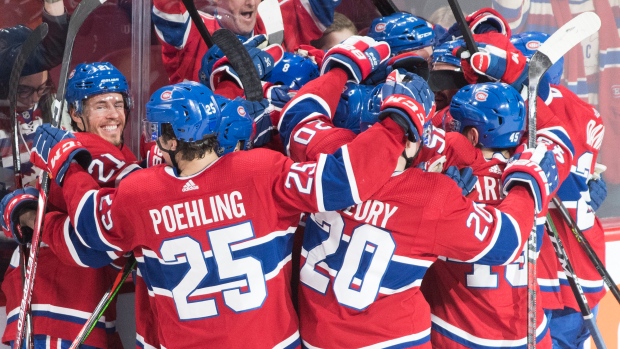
xmin=181 ymin=0 xmax=214 ymax=48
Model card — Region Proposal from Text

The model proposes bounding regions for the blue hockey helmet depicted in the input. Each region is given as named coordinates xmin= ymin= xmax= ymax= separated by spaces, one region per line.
xmin=214 ymin=95 xmax=255 ymax=155
xmin=448 ymin=82 xmax=526 ymax=149
xmin=432 ymin=38 xmax=464 ymax=68
xmin=66 ymin=62 xmax=131 ymax=114
xmin=511 ymin=32 xmax=564 ymax=85
xmin=145 ymin=81 xmax=220 ymax=143
xmin=368 ymin=12 xmax=435 ymax=55
xmin=265 ymin=52 xmax=319 ymax=90
xmin=334 ymin=82 xmax=383 ymax=134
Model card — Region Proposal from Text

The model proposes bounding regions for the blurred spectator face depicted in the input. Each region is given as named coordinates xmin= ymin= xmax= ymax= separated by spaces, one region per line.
xmin=318 ymin=28 xmax=357 ymax=50
xmin=71 ymin=93 xmax=126 ymax=146
xmin=16 ymin=71 xmax=50 ymax=113
xmin=215 ymin=0 xmax=261 ymax=36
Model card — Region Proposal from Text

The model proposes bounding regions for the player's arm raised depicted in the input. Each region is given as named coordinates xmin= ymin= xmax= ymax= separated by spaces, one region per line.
xmin=429 ymin=142 xmax=568 ymax=265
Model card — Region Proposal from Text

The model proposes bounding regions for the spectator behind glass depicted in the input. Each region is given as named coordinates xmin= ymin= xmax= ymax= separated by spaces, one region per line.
xmin=311 ymin=12 xmax=358 ymax=50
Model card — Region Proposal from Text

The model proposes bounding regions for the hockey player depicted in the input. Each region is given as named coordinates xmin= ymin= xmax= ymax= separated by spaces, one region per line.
xmin=457 ymin=31 xmax=607 ymax=349
xmin=276 ymin=54 xmax=573 ymax=349
xmin=421 ymin=82 xmax=556 ymax=348
xmin=428 ymin=38 xmax=468 ymax=126
xmin=27 ymin=38 xmax=421 ymax=348
xmin=152 ymin=0 xmax=341 ymax=83
xmin=0 ymin=62 xmax=139 ymax=349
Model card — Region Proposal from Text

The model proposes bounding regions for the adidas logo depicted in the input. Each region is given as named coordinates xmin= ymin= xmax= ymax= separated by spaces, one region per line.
xmin=489 ymin=165 xmax=502 ymax=175
xmin=182 ymin=179 xmax=199 ymax=192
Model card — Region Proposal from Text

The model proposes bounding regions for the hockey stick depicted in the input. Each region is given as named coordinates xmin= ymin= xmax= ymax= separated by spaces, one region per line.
xmin=181 ymin=0 xmax=262 ymax=102
xmin=7 ymin=23 xmax=49 ymax=349
xmin=13 ymin=1 xmax=107 ymax=348
xmin=69 ymin=257 xmax=136 ymax=349
xmin=446 ymin=0 xmax=477 ymax=57
xmin=526 ymin=11 xmax=601 ymax=348
xmin=8 ymin=23 xmax=49 ymax=191
xmin=546 ymin=217 xmax=607 ymax=349
xmin=212 ymin=28 xmax=264 ymax=102
xmin=181 ymin=0 xmax=214 ymax=47
xmin=552 ymin=196 xmax=620 ymax=304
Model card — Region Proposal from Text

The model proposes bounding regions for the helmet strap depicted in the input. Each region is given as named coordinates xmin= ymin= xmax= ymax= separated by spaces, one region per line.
xmin=403 ymin=145 xmax=421 ymax=170
xmin=156 ymin=138 xmax=181 ymax=174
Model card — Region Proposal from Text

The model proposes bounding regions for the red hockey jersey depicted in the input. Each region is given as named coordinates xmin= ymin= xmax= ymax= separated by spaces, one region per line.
xmin=2 ymin=133 xmax=139 ymax=348
xmin=53 ymin=115 xmax=405 ymax=348
xmin=421 ymin=133 xmax=552 ymax=349
xmin=545 ymin=85 xmax=607 ymax=311
xmin=278 ymin=89 xmax=568 ymax=349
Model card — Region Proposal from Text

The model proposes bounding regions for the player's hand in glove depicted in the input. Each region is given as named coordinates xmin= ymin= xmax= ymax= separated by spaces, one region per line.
xmin=146 ymin=143 xmax=164 ymax=168
xmin=502 ymin=143 xmax=560 ymax=215
xmin=376 ymin=70 xmax=435 ymax=142
xmin=210 ymin=35 xmax=285 ymax=90
xmin=0 ymin=187 xmax=38 ymax=244
xmin=587 ymin=176 xmax=607 ymax=211
xmin=454 ymin=34 xmax=528 ymax=89
xmin=200 ymin=34 xmax=263 ymax=82
xmin=445 ymin=166 xmax=478 ymax=196
xmin=320 ymin=35 xmax=391 ymax=83
xmin=30 ymin=124 xmax=92 ymax=186
xmin=242 ymin=98 xmax=273 ymax=147
xmin=416 ymin=154 xmax=446 ymax=173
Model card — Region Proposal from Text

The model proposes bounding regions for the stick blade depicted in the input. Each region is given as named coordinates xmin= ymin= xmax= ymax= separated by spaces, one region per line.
xmin=212 ymin=29 xmax=263 ymax=102
xmin=538 ymin=12 xmax=601 ymax=65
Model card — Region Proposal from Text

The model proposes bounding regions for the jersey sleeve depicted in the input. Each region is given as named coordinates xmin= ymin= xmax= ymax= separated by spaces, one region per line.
xmin=277 ymin=69 xmax=359 ymax=161
xmin=270 ymin=115 xmax=406 ymax=215
xmin=43 ymin=211 xmax=124 ymax=268
xmin=276 ymin=0 xmax=339 ymax=50
xmin=431 ymin=183 xmax=536 ymax=265
xmin=60 ymin=165 xmax=136 ymax=255
xmin=152 ymin=0 xmax=217 ymax=83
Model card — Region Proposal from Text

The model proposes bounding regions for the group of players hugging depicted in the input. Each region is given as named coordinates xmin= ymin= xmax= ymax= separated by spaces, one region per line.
xmin=0 ymin=0 xmax=609 ymax=348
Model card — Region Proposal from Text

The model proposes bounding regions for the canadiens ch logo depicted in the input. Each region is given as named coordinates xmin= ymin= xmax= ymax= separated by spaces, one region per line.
xmin=161 ymin=91 xmax=173 ymax=100
xmin=526 ymin=40 xmax=541 ymax=50
xmin=374 ymin=23 xmax=386 ymax=32
xmin=475 ymin=91 xmax=488 ymax=102
xmin=237 ymin=106 xmax=246 ymax=116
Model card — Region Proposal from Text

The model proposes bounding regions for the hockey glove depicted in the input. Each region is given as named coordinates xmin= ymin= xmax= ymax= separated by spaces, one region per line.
xmin=382 ymin=70 xmax=435 ymax=119
xmin=465 ymin=8 xmax=511 ymax=36
xmin=320 ymin=36 xmax=391 ymax=83
xmin=211 ymin=37 xmax=285 ymax=90
xmin=502 ymin=143 xmax=559 ymax=215
xmin=242 ymin=98 xmax=273 ymax=147
xmin=444 ymin=8 xmax=511 ymax=43
xmin=416 ymin=154 xmax=446 ymax=173
xmin=199 ymin=34 xmax=269 ymax=85
xmin=455 ymin=34 xmax=528 ymax=90
xmin=146 ymin=143 xmax=164 ymax=168
xmin=30 ymin=124 xmax=92 ymax=186
xmin=445 ymin=166 xmax=478 ymax=196
xmin=0 ymin=187 xmax=38 ymax=244
xmin=378 ymin=93 xmax=428 ymax=143
xmin=587 ymin=176 xmax=607 ymax=211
